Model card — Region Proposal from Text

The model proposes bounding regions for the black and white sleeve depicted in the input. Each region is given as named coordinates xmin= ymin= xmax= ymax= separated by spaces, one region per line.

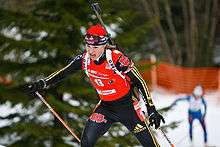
xmin=115 ymin=53 xmax=156 ymax=110
xmin=127 ymin=66 xmax=157 ymax=114
xmin=42 ymin=54 xmax=83 ymax=87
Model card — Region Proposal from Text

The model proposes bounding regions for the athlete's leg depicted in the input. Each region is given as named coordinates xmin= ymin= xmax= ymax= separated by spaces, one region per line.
xmin=81 ymin=105 xmax=115 ymax=147
xmin=199 ymin=118 xmax=207 ymax=143
xmin=120 ymin=105 xmax=160 ymax=147
xmin=188 ymin=113 xmax=194 ymax=141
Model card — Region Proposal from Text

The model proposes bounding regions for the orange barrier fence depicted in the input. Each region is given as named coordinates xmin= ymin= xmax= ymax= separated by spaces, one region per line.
xmin=0 ymin=75 xmax=12 ymax=85
xmin=141 ymin=62 xmax=220 ymax=93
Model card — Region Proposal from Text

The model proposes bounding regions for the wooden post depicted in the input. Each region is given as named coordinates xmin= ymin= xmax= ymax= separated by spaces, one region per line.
xmin=150 ymin=54 xmax=157 ymax=90
xmin=219 ymin=68 xmax=220 ymax=91
xmin=218 ymin=68 xmax=220 ymax=101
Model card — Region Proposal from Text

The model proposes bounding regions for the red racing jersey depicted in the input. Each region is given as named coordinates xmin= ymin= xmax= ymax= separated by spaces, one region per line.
xmin=82 ymin=49 xmax=131 ymax=101
xmin=44 ymin=48 xmax=156 ymax=112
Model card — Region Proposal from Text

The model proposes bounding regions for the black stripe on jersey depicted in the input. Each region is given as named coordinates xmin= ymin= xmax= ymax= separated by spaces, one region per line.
xmin=131 ymin=66 xmax=154 ymax=107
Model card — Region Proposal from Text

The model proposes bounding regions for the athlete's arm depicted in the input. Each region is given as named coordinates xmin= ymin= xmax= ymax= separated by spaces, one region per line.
xmin=115 ymin=52 xmax=165 ymax=129
xmin=172 ymin=96 xmax=190 ymax=106
xmin=43 ymin=54 xmax=83 ymax=87
xmin=24 ymin=54 xmax=83 ymax=93
xmin=127 ymin=67 xmax=156 ymax=111
xmin=115 ymin=53 xmax=156 ymax=112
xmin=201 ymin=97 xmax=207 ymax=118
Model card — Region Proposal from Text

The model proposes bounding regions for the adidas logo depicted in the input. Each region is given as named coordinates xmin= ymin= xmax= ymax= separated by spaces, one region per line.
xmin=133 ymin=124 xmax=146 ymax=133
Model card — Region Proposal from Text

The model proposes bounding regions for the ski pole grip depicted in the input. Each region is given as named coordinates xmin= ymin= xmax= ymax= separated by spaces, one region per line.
xmin=91 ymin=3 xmax=101 ymax=13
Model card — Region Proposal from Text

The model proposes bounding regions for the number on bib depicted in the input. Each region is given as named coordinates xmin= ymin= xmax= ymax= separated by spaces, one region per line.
xmin=94 ymin=79 xmax=104 ymax=86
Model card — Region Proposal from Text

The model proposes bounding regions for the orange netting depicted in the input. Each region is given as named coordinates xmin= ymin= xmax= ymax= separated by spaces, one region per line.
xmin=141 ymin=62 xmax=219 ymax=93
xmin=0 ymin=76 xmax=12 ymax=85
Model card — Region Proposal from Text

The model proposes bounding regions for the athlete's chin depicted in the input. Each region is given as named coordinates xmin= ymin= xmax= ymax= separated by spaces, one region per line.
xmin=90 ymin=55 xmax=98 ymax=60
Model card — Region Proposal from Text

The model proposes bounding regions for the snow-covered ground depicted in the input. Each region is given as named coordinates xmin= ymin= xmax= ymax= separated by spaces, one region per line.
xmin=152 ymin=88 xmax=220 ymax=147
xmin=0 ymin=88 xmax=219 ymax=147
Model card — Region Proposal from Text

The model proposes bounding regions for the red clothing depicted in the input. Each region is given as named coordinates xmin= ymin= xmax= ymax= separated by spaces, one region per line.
xmin=82 ymin=50 xmax=131 ymax=101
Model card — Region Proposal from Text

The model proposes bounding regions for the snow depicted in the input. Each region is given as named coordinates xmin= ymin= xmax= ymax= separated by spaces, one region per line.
xmin=0 ymin=89 xmax=219 ymax=146
xmin=152 ymin=89 xmax=220 ymax=147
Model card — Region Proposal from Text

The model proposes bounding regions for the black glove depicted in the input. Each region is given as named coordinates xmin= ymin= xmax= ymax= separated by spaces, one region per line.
xmin=148 ymin=107 xmax=165 ymax=129
xmin=24 ymin=79 xmax=46 ymax=93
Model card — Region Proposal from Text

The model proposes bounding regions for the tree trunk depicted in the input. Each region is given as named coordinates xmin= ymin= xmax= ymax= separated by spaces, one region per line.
xmin=164 ymin=0 xmax=181 ymax=65
xmin=198 ymin=0 xmax=211 ymax=66
xmin=140 ymin=0 xmax=174 ymax=63
xmin=152 ymin=0 xmax=175 ymax=64
xmin=207 ymin=0 xmax=219 ymax=66
xmin=181 ymin=0 xmax=191 ymax=66
xmin=188 ymin=0 xmax=198 ymax=66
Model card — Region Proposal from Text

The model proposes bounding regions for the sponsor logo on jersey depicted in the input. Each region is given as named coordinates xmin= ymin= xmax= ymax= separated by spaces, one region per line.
xmin=97 ymin=89 xmax=116 ymax=95
xmin=88 ymin=69 xmax=108 ymax=77
xmin=108 ymin=79 xmax=115 ymax=84
xmin=89 ymin=113 xmax=107 ymax=123
xmin=113 ymin=50 xmax=121 ymax=54
xmin=133 ymin=124 xmax=146 ymax=133
xmin=105 ymin=63 xmax=112 ymax=69
xmin=118 ymin=55 xmax=130 ymax=67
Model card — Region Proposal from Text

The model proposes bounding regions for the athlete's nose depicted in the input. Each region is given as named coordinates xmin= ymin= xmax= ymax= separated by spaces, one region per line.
xmin=88 ymin=47 xmax=95 ymax=54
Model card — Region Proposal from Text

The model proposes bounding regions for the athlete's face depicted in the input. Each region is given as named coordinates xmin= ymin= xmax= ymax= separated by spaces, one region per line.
xmin=86 ymin=44 xmax=106 ymax=60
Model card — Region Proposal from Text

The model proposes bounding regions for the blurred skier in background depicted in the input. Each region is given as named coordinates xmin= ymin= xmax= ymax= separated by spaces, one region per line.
xmin=171 ymin=84 xmax=207 ymax=144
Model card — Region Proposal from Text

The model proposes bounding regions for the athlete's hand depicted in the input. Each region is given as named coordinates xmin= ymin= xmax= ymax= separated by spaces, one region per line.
xmin=23 ymin=79 xmax=46 ymax=94
xmin=149 ymin=110 xmax=165 ymax=129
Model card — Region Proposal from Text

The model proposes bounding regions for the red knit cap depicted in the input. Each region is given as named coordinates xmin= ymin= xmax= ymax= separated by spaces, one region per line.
xmin=86 ymin=24 xmax=107 ymax=36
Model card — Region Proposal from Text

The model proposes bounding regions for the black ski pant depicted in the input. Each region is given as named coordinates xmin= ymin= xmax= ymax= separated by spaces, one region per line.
xmin=80 ymin=93 xmax=160 ymax=147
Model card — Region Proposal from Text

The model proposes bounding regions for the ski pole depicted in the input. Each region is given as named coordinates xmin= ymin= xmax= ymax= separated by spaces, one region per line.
xmin=91 ymin=3 xmax=108 ymax=33
xmin=159 ymin=127 xmax=175 ymax=147
xmin=143 ymin=116 xmax=175 ymax=147
xmin=133 ymin=88 xmax=175 ymax=147
xmin=35 ymin=91 xmax=81 ymax=143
